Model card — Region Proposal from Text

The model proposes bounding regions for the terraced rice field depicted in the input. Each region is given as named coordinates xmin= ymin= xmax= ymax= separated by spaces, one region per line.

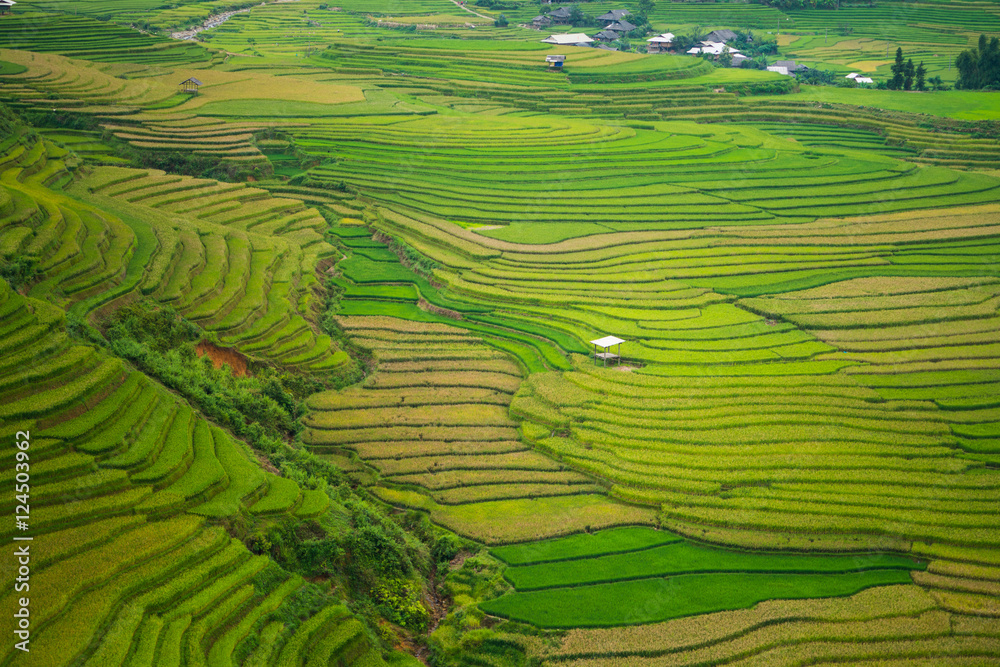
xmin=2 ymin=0 xmax=1000 ymax=664
xmin=482 ymin=526 xmax=923 ymax=627
xmin=0 ymin=12 xmax=212 ymax=65
xmin=0 ymin=122 xmax=346 ymax=374
xmin=0 ymin=277 xmax=407 ymax=666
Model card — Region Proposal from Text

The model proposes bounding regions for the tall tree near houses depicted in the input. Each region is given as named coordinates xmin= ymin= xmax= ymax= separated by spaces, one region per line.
xmin=903 ymin=58 xmax=915 ymax=90
xmin=915 ymin=61 xmax=927 ymax=91
xmin=956 ymin=33 xmax=1000 ymax=89
xmin=889 ymin=47 xmax=905 ymax=89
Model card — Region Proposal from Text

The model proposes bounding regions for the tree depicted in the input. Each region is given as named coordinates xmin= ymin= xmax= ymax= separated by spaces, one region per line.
xmin=956 ymin=33 xmax=1000 ymax=89
xmin=915 ymin=61 xmax=927 ymax=91
xmin=889 ymin=47 xmax=904 ymax=90
xmin=956 ymin=48 xmax=980 ymax=89
xmin=903 ymin=58 xmax=915 ymax=90
xmin=494 ymin=13 xmax=507 ymax=27
xmin=569 ymin=5 xmax=585 ymax=26
xmin=638 ymin=0 xmax=655 ymax=14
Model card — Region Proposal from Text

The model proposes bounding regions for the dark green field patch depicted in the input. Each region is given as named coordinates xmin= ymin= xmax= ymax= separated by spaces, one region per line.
xmin=480 ymin=570 xmax=915 ymax=627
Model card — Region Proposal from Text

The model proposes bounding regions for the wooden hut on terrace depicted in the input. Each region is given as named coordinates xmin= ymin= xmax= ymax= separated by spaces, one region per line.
xmin=0 ymin=0 xmax=16 ymax=15
xmin=545 ymin=55 xmax=566 ymax=69
xmin=591 ymin=335 xmax=625 ymax=366
xmin=179 ymin=77 xmax=203 ymax=95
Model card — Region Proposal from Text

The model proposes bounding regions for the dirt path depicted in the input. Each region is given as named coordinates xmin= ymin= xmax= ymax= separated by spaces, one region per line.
xmin=446 ymin=0 xmax=494 ymax=22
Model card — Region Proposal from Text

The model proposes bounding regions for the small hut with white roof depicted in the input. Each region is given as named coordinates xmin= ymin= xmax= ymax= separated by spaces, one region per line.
xmin=590 ymin=335 xmax=625 ymax=366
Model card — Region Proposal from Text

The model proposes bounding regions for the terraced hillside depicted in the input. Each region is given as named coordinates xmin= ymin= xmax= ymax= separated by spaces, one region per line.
xmin=2 ymin=1 xmax=1000 ymax=664
xmin=296 ymin=113 xmax=1000 ymax=235
xmin=0 ymin=12 xmax=212 ymax=65
xmin=0 ymin=116 xmax=347 ymax=375
xmin=0 ymin=278 xmax=419 ymax=666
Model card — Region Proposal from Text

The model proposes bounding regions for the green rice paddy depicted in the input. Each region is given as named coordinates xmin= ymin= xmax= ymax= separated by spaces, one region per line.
xmin=2 ymin=0 xmax=1000 ymax=664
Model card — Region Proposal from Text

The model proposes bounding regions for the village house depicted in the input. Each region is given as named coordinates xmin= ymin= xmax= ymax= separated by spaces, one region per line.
xmin=703 ymin=29 xmax=738 ymax=43
xmin=0 ymin=0 xmax=16 ymax=15
xmin=688 ymin=41 xmax=739 ymax=57
xmin=774 ymin=60 xmax=808 ymax=73
xmin=846 ymin=72 xmax=875 ymax=84
xmin=546 ymin=7 xmax=573 ymax=24
xmin=605 ymin=19 xmax=637 ymax=34
xmin=541 ymin=32 xmax=594 ymax=46
xmin=646 ymin=32 xmax=675 ymax=54
xmin=596 ymin=9 xmax=630 ymax=24
xmin=531 ymin=14 xmax=553 ymax=29
xmin=594 ymin=29 xmax=621 ymax=42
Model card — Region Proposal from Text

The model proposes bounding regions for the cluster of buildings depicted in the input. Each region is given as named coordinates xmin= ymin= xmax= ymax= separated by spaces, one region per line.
xmin=535 ymin=13 xmax=823 ymax=78
xmin=535 ymin=8 xmax=639 ymax=50
xmin=845 ymin=72 xmax=875 ymax=84
xmin=537 ymin=17 xmax=748 ymax=66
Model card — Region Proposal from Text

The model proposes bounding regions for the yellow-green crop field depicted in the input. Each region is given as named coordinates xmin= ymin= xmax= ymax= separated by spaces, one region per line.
xmin=1 ymin=0 xmax=999 ymax=664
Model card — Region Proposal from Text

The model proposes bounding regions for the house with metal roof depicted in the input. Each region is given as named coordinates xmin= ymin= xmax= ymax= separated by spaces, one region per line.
xmin=0 ymin=0 xmax=16 ymax=15
xmin=594 ymin=30 xmax=621 ymax=42
xmin=774 ymin=60 xmax=808 ymax=73
xmin=689 ymin=41 xmax=739 ymax=56
xmin=541 ymin=33 xmax=594 ymax=46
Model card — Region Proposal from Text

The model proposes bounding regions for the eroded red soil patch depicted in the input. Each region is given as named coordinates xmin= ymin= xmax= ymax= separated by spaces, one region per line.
xmin=196 ymin=341 xmax=250 ymax=377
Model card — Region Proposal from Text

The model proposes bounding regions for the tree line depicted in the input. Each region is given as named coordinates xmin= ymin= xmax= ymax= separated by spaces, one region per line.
xmin=956 ymin=34 xmax=1000 ymax=90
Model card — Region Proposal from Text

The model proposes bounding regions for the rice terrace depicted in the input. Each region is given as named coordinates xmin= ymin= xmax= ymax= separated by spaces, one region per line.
xmin=0 ymin=0 xmax=999 ymax=663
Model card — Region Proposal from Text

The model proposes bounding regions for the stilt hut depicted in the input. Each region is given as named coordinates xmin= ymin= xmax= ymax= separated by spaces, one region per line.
xmin=179 ymin=77 xmax=203 ymax=95
xmin=0 ymin=0 xmax=16 ymax=15
xmin=545 ymin=55 xmax=566 ymax=69
xmin=590 ymin=335 xmax=625 ymax=366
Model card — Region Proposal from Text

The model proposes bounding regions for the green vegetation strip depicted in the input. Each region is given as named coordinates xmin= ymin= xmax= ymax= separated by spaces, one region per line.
xmin=483 ymin=527 xmax=924 ymax=627
xmin=504 ymin=540 xmax=923 ymax=591
xmin=480 ymin=570 xmax=915 ymax=628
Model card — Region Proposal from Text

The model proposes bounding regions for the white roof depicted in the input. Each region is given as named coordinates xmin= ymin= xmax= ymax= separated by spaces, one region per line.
xmin=845 ymin=72 xmax=858 ymax=79
xmin=0 ymin=1 xmax=16 ymax=5
xmin=542 ymin=33 xmax=594 ymax=45
xmin=767 ymin=66 xmax=790 ymax=76
xmin=687 ymin=47 xmax=702 ymax=54
xmin=591 ymin=335 xmax=626 ymax=348
xmin=647 ymin=32 xmax=675 ymax=43
xmin=855 ymin=77 xmax=874 ymax=84
xmin=695 ymin=42 xmax=740 ymax=56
